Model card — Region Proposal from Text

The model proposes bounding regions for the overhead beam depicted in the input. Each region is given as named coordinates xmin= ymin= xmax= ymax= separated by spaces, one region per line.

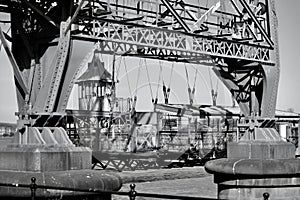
xmin=73 ymin=15 xmax=274 ymax=64
xmin=121 ymin=16 xmax=144 ymax=23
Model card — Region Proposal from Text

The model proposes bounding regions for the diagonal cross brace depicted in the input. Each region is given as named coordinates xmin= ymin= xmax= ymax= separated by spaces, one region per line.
xmin=0 ymin=27 xmax=28 ymax=100
xmin=64 ymin=0 xmax=86 ymax=35
xmin=192 ymin=1 xmax=221 ymax=31
xmin=160 ymin=0 xmax=191 ymax=32
xmin=238 ymin=0 xmax=274 ymax=47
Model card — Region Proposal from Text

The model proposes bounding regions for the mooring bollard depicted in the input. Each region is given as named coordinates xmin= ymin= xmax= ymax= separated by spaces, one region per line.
xmin=263 ymin=192 xmax=270 ymax=200
xmin=30 ymin=177 xmax=37 ymax=200
xmin=129 ymin=184 xmax=137 ymax=200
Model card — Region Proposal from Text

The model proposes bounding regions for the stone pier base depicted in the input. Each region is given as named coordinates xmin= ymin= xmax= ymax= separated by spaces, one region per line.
xmin=0 ymin=126 xmax=122 ymax=199
xmin=205 ymin=127 xmax=300 ymax=200
xmin=206 ymin=158 xmax=300 ymax=200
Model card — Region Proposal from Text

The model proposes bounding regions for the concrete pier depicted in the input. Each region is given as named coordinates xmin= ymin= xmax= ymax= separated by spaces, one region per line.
xmin=205 ymin=125 xmax=300 ymax=200
xmin=0 ymin=126 xmax=122 ymax=199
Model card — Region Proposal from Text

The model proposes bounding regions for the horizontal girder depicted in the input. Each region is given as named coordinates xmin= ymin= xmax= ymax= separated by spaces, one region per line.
xmin=73 ymin=17 xmax=273 ymax=65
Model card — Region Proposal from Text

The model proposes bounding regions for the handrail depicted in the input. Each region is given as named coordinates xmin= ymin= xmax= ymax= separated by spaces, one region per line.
xmin=0 ymin=176 xmax=270 ymax=200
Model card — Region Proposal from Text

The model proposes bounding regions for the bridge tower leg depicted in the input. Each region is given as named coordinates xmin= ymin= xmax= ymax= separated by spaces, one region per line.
xmin=0 ymin=1 xmax=122 ymax=198
xmin=260 ymin=0 xmax=281 ymax=118
xmin=206 ymin=1 xmax=300 ymax=199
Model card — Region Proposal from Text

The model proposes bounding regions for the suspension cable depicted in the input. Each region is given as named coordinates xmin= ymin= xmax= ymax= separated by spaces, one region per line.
xmin=190 ymin=65 xmax=198 ymax=105
xmin=169 ymin=62 xmax=175 ymax=89
xmin=208 ymin=67 xmax=219 ymax=92
xmin=185 ymin=63 xmax=196 ymax=105
xmin=208 ymin=67 xmax=213 ymax=91
xmin=184 ymin=63 xmax=191 ymax=89
xmin=116 ymin=55 xmax=123 ymax=81
xmin=144 ymin=59 xmax=154 ymax=102
xmin=123 ymin=57 xmax=132 ymax=97
xmin=155 ymin=60 xmax=163 ymax=104
xmin=192 ymin=66 xmax=198 ymax=89
xmin=162 ymin=62 xmax=174 ymax=104
xmin=134 ymin=58 xmax=142 ymax=97
xmin=162 ymin=76 xmax=167 ymax=104
xmin=208 ymin=67 xmax=218 ymax=106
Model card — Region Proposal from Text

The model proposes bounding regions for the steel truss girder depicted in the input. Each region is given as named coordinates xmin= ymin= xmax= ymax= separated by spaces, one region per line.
xmin=75 ymin=17 xmax=274 ymax=65
xmin=88 ymin=39 xmax=214 ymax=65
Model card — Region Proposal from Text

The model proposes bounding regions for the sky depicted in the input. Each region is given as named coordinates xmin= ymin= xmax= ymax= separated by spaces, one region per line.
xmin=0 ymin=0 xmax=299 ymax=123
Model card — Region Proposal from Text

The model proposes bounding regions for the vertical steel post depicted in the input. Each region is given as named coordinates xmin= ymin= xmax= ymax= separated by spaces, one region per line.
xmin=128 ymin=184 xmax=137 ymax=200
xmin=30 ymin=177 xmax=37 ymax=200
xmin=263 ymin=192 xmax=270 ymax=200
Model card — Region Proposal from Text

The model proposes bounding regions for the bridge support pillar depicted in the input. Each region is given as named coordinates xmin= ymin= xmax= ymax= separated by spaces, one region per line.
xmin=260 ymin=64 xmax=280 ymax=118
xmin=205 ymin=126 xmax=300 ymax=200
xmin=0 ymin=126 xmax=122 ymax=199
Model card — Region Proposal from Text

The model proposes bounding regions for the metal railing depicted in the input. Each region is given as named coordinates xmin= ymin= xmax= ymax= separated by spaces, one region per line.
xmin=0 ymin=177 xmax=270 ymax=200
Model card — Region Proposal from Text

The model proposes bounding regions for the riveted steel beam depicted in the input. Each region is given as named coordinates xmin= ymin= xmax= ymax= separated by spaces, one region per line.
xmin=75 ymin=16 xmax=273 ymax=65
